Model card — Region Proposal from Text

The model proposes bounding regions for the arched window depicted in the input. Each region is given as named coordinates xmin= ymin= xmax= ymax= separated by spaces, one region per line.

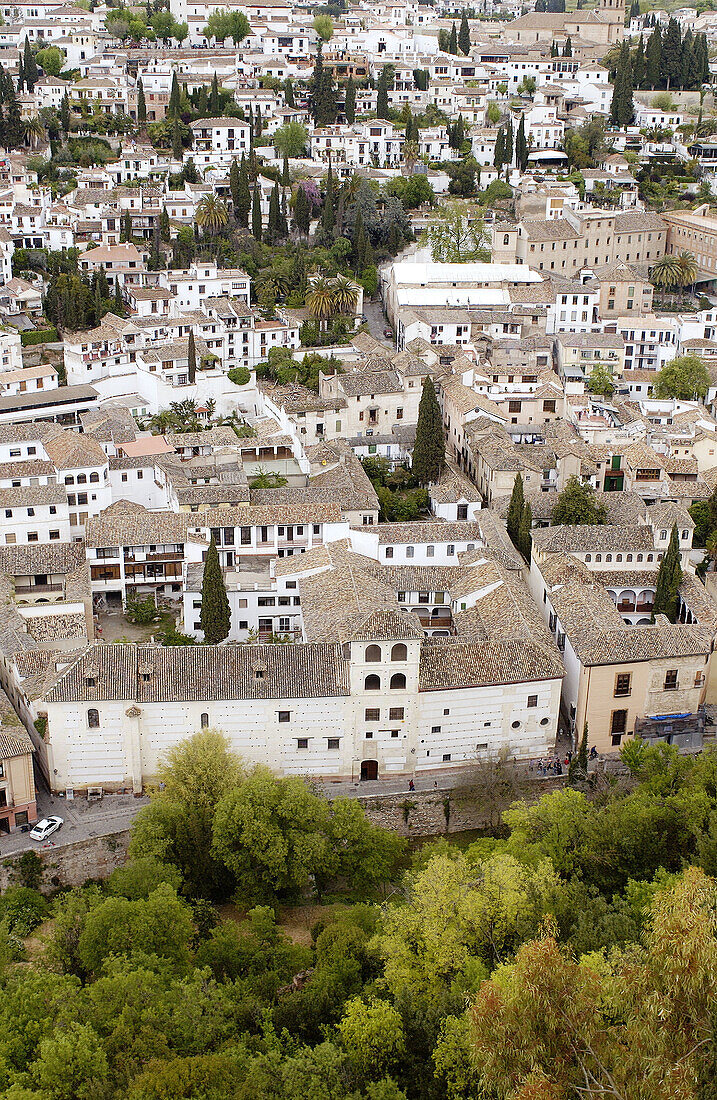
xmin=364 ymin=674 xmax=381 ymax=690
xmin=391 ymin=643 xmax=407 ymax=661
xmin=390 ymin=673 xmax=406 ymax=690
xmin=87 ymin=708 xmax=99 ymax=728
xmin=90 ymin=471 xmax=100 ymax=483
xmin=77 ymin=473 xmax=87 ymax=485
xmin=200 ymin=713 xmax=209 ymax=728
xmin=365 ymin=644 xmax=382 ymax=662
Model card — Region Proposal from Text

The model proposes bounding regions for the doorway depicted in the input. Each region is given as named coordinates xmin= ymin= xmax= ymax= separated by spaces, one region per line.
xmin=360 ymin=760 xmax=378 ymax=781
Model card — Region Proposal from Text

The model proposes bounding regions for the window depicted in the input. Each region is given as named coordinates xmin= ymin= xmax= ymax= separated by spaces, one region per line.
xmin=385 ymin=547 xmax=394 ymax=559
xmin=426 ymin=544 xmax=434 ymax=557
xmin=447 ymin=544 xmax=455 ymax=556
xmin=527 ymin=695 xmax=538 ymax=708
xmin=365 ymin=644 xmax=382 ymax=662
xmin=611 ymin=709 xmax=627 ymax=736
xmin=391 ymin=643 xmax=407 ymax=661
xmin=200 ymin=713 xmax=209 ymax=728
xmin=511 ymin=720 xmax=521 ymax=729
xmin=664 ymin=669 xmax=678 ymax=690
xmin=327 ymin=737 xmax=340 ymax=749
xmin=389 ymin=707 xmax=404 ymax=720
xmin=432 ymin=725 xmax=441 ymax=733
xmin=390 ymin=673 xmax=406 ymax=689
xmin=90 ymin=471 xmax=99 ymax=483
xmin=49 ymin=530 xmax=60 ymax=540
xmin=406 ymin=546 xmax=414 ymax=558
xmin=278 ymin=711 xmax=291 ymax=722
xmin=365 ymin=708 xmax=380 ymax=721
xmin=297 ymin=738 xmax=309 ymax=749
xmin=365 ymin=674 xmax=381 ymax=690
xmin=87 ymin=708 xmax=100 ymax=728
xmin=615 ymin=673 xmax=631 ymax=697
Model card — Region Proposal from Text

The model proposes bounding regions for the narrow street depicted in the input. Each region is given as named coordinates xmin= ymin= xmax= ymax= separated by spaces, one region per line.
xmin=362 ymin=297 xmax=393 ymax=346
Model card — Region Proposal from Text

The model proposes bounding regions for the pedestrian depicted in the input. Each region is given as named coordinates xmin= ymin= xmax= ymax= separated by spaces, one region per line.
xmin=589 ymin=745 xmax=598 ymax=760
xmin=408 ymin=779 xmax=415 ymax=791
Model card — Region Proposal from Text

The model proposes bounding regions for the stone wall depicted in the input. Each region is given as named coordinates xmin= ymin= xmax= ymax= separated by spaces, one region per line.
xmin=358 ymin=776 xmax=566 ymax=837
xmin=0 ymin=831 xmax=130 ymax=893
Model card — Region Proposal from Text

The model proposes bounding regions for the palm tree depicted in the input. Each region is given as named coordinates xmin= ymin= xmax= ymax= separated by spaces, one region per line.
xmin=331 ymin=275 xmax=359 ymax=318
xmin=676 ymin=250 xmax=699 ymax=298
xmin=402 ymin=139 xmax=420 ymax=175
xmin=196 ymin=195 xmax=229 ymax=235
xmin=306 ymin=275 xmax=336 ymax=330
xmin=23 ymin=116 xmax=45 ymax=149
xmin=651 ymin=254 xmax=682 ymax=304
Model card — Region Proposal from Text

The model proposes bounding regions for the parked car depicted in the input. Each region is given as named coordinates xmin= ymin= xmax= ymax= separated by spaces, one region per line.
xmin=384 ymin=327 xmax=393 ymax=338
xmin=29 ymin=816 xmax=63 ymax=841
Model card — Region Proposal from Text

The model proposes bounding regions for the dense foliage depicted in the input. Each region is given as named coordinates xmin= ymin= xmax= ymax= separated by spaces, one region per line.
xmin=4 ymin=736 xmax=717 ymax=1098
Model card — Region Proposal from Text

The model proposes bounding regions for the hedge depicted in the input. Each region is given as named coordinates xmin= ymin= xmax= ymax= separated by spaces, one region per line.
xmin=21 ymin=327 xmax=59 ymax=346
xmin=227 ymin=367 xmax=251 ymax=386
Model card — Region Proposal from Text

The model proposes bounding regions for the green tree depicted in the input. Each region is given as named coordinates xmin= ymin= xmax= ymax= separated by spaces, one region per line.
xmin=518 ymin=500 xmax=532 ymax=562
xmin=209 ymin=72 xmax=221 ymax=114
xmin=563 ymin=35 xmax=572 ymax=57
xmin=611 ymin=40 xmax=634 ymax=127
xmin=376 ymin=66 xmax=390 ymax=119
xmin=35 ymin=46 xmax=64 ymax=77
xmin=31 ymin=1022 xmax=109 ymax=1100
xmin=313 ymin=13 xmax=333 ymax=41
xmin=551 ymin=475 xmax=608 ymax=525
xmin=654 ymin=354 xmax=709 ymax=401
xmin=187 ymin=328 xmax=196 ymax=384
xmin=251 ymin=182 xmax=262 ymax=241
xmin=652 ymin=523 xmax=682 ymax=622
xmin=203 ymin=9 xmax=249 ymax=43
xmin=515 ymin=114 xmax=528 ymax=172
xmin=235 ymin=154 xmax=251 ymax=227
xmin=137 ymin=77 xmax=146 ymax=125
xmin=273 ymin=121 xmax=308 ymax=158
xmin=645 ymin=24 xmax=662 ymax=89
xmin=338 ymin=998 xmax=406 ymax=1081
xmin=321 ymin=161 xmax=335 ymax=241
xmin=588 ymin=363 xmax=615 ymax=396
xmin=449 ymin=22 xmax=458 ymax=54
xmin=77 ymin=885 xmax=194 ymax=975
xmin=200 ymin=535 xmax=230 ymax=643
xmin=411 ymin=376 xmax=445 ymax=485
xmin=168 ymin=71 xmax=180 ymax=119
xmin=458 ymin=10 xmax=471 ymax=55
xmin=23 ymin=37 xmax=38 ymax=92
xmin=633 ymin=35 xmax=646 ymax=88
xmin=424 ymin=203 xmax=489 ymax=262
xmin=345 ymin=75 xmax=356 ymax=123
xmin=661 ymin=17 xmax=682 ymax=89
xmin=493 ymin=126 xmax=505 ymax=171
xmin=506 ymin=472 xmax=525 ymax=546
xmin=266 ymin=182 xmax=281 ymax=244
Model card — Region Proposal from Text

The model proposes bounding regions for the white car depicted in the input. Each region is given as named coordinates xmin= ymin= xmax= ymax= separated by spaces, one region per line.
xmin=29 ymin=816 xmax=63 ymax=842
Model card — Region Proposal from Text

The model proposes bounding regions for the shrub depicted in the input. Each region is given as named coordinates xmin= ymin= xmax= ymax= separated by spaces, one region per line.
xmin=0 ymin=887 xmax=49 ymax=936
xmin=227 ymin=367 xmax=251 ymax=386
xmin=125 ymin=596 xmax=158 ymax=625
xmin=21 ymin=328 xmax=59 ymax=346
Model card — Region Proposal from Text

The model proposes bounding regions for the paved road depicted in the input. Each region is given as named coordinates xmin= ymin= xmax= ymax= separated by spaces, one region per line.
xmin=0 ymin=787 xmax=148 ymax=858
xmin=363 ymin=298 xmax=393 ymax=346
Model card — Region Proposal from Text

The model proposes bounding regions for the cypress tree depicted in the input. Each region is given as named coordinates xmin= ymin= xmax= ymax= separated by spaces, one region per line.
xmin=660 ymin=18 xmax=682 ymax=89
xmin=235 ymin=154 xmax=251 ymax=227
xmin=345 ymin=75 xmax=356 ymax=124
xmin=209 ymin=72 xmax=220 ymax=114
xmin=505 ymin=115 xmax=514 ymax=165
xmin=516 ymin=114 xmax=528 ymax=171
xmin=122 ymin=210 xmax=132 ymax=242
xmin=633 ymin=35 xmax=646 ymax=88
xmin=449 ymin=22 xmax=458 ymax=55
xmin=550 ymin=40 xmax=558 ymax=58
xmin=255 ymin=104 xmax=263 ymax=138
xmin=645 ymin=25 xmax=662 ymax=89
xmin=251 ymin=183 xmax=262 ymax=241
xmin=197 ymin=85 xmax=208 ymax=115
xmin=696 ymin=33 xmax=710 ymax=83
xmin=160 ymin=207 xmax=170 ymax=242
xmin=493 ymin=126 xmax=505 ymax=171
xmin=321 ymin=161 xmax=335 ymax=240
xmin=563 ymin=36 xmax=572 ymax=57
xmin=5 ymin=93 xmax=22 ymax=149
xmin=114 ymin=281 xmax=123 ymax=315
xmin=266 ymin=182 xmax=280 ymax=242
xmin=23 ymin=38 xmax=38 ymax=92
xmin=230 ymin=157 xmax=240 ymax=209
xmin=376 ymin=67 xmax=389 ymax=119
xmin=458 ymin=9 xmax=471 ymax=55
xmin=411 ymin=376 xmax=445 ymax=485
xmin=172 ymin=118 xmax=183 ymax=160
xmin=187 ymin=328 xmax=196 ymax=384
xmin=168 ymin=71 xmax=181 ymax=119
xmin=94 ymin=279 xmax=103 ymax=326
xmin=281 ymin=154 xmax=290 ymax=186
xmin=683 ymin=32 xmax=702 ymax=90
xmin=17 ymin=55 xmax=24 ymax=94
xmin=200 ymin=536 xmax=230 ymax=644
xmin=60 ymin=92 xmax=70 ymax=133
xmin=294 ymin=183 xmax=310 ymax=234
xmin=652 ymin=523 xmax=682 ymax=623
xmin=137 ymin=77 xmax=146 ymax=125
xmin=506 ymin=471 xmax=525 ymax=545
xmin=278 ymin=189 xmax=288 ymax=238
xmin=610 ymin=40 xmax=634 ymax=127
xmin=284 ymin=76 xmax=294 ymax=108
xmin=518 ymin=501 xmax=532 ymax=562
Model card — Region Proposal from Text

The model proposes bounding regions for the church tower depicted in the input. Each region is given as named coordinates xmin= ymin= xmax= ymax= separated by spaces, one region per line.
xmin=596 ymin=0 xmax=626 ymax=42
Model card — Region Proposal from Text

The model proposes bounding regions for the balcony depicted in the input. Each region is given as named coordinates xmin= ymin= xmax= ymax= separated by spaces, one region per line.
xmin=14 ymin=583 xmax=63 ymax=595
